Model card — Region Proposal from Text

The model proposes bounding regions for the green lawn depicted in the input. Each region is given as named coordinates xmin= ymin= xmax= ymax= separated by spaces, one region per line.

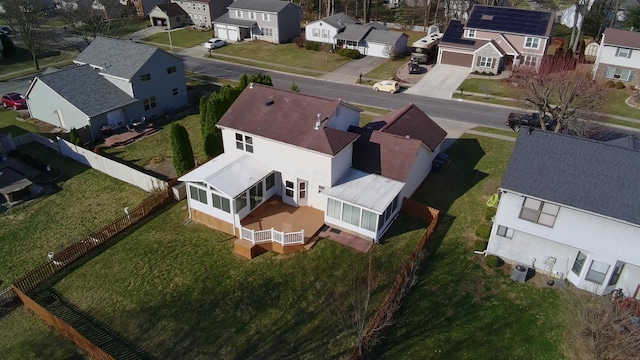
xmin=141 ymin=28 xmax=212 ymax=48
xmin=471 ymin=126 xmax=519 ymax=138
xmin=601 ymin=89 xmax=640 ymax=120
xmin=0 ymin=49 xmax=76 ymax=80
xmin=365 ymin=55 xmax=411 ymax=81
xmin=0 ymin=109 xmax=39 ymax=136
xmin=375 ymin=134 xmax=567 ymax=359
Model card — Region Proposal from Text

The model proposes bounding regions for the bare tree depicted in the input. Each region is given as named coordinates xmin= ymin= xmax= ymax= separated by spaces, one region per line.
xmin=59 ymin=0 xmax=133 ymax=45
xmin=0 ymin=0 xmax=48 ymax=69
xmin=511 ymin=56 xmax=610 ymax=134
xmin=383 ymin=44 xmax=399 ymax=60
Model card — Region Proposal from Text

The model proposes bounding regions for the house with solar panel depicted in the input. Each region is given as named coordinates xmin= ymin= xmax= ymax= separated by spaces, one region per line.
xmin=178 ymin=84 xmax=447 ymax=259
xmin=25 ymin=37 xmax=188 ymax=141
xmin=438 ymin=5 xmax=554 ymax=73
xmin=486 ymin=130 xmax=640 ymax=296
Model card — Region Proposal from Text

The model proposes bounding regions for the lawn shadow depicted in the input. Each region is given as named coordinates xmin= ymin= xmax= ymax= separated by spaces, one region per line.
xmin=0 ymin=124 xmax=34 ymax=137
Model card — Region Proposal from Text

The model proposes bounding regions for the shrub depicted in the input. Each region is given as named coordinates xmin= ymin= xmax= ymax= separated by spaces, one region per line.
xmin=485 ymin=255 xmax=501 ymax=268
xmin=94 ymin=146 xmax=102 ymax=154
xmin=615 ymin=81 xmax=625 ymax=89
xmin=293 ymin=36 xmax=305 ymax=48
xmin=305 ymin=41 xmax=321 ymax=51
xmin=475 ymin=224 xmax=492 ymax=239
xmin=69 ymin=128 xmax=82 ymax=146
xmin=485 ymin=207 xmax=497 ymax=221
xmin=605 ymin=80 xmax=615 ymax=88
xmin=337 ymin=48 xmax=361 ymax=59
xmin=170 ymin=122 xmax=195 ymax=176
xmin=290 ymin=81 xmax=300 ymax=92
xmin=473 ymin=240 xmax=488 ymax=252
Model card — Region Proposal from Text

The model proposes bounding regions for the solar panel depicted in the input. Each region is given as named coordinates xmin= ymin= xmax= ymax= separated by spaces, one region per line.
xmin=466 ymin=6 xmax=552 ymax=37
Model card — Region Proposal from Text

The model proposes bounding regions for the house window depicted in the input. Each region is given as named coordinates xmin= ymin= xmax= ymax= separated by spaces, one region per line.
xmin=607 ymin=264 xmax=624 ymax=286
xmin=172 ymin=88 xmax=179 ymax=95
xmin=235 ymin=133 xmax=243 ymax=150
xmin=212 ymin=193 xmax=230 ymax=213
xmin=249 ymin=182 xmax=263 ymax=210
xmin=235 ymin=192 xmax=247 ymax=211
xmin=248 ymin=12 xmax=256 ymax=20
xmin=605 ymin=67 xmax=633 ymax=82
xmin=203 ymin=5 xmax=207 ymax=11
xmin=186 ymin=3 xmax=191 ymax=9
xmin=143 ymin=96 xmax=157 ymax=111
xmin=585 ymin=260 xmax=610 ymax=285
xmin=285 ymin=180 xmax=294 ymax=197
xmin=167 ymin=66 xmax=177 ymax=74
xmin=318 ymin=185 xmax=325 ymax=193
xmin=236 ymin=10 xmax=242 ymax=18
xmin=524 ymin=37 xmax=540 ymax=49
xmin=327 ymin=198 xmax=341 ymax=219
xmin=466 ymin=29 xmax=476 ymax=38
xmin=322 ymin=29 xmax=330 ymax=39
xmin=342 ymin=203 xmax=361 ymax=226
xmin=519 ymin=197 xmax=559 ymax=227
xmin=479 ymin=57 xmax=493 ymax=68
xmin=262 ymin=28 xmax=274 ymax=37
xmin=346 ymin=40 xmax=358 ymax=47
xmin=189 ymin=185 xmax=207 ymax=204
xmin=361 ymin=209 xmax=377 ymax=231
xmin=299 ymin=181 xmax=306 ymax=199
xmin=312 ymin=28 xmax=319 ymax=37
xmin=265 ymin=173 xmax=275 ymax=191
xmin=262 ymin=13 xmax=270 ymax=21
xmin=585 ymin=45 xmax=598 ymax=57
xmin=615 ymin=47 xmax=632 ymax=58
xmin=571 ymin=251 xmax=587 ymax=275
xmin=522 ymin=55 xmax=538 ymax=67
xmin=140 ymin=73 xmax=151 ymax=82
xmin=235 ymin=133 xmax=252 ymax=152
xmin=496 ymin=225 xmax=514 ymax=239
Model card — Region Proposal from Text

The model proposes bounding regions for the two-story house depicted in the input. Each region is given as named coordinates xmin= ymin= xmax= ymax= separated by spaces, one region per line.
xmin=592 ymin=27 xmax=639 ymax=87
xmin=129 ymin=0 xmax=166 ymax=18
xmin=438 ymin=5 xmax=554 ymax=73
xmin=170 ymin=0 xmax=233 ymax=29
xmin=179 ymin=84 xmax=446 ymax=258
xmin=487 ymin=130 xmax=640 ymax=297
xmin=212 ymin=0 xmax=302 ymax=44
xmin=25 ymin=37 xmax=188 ymax=140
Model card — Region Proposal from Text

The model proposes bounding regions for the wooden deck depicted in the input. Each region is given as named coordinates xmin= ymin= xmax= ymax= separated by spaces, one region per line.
xmin=103 ymin=124 xmax=157 ymax=147
xmin=240 ymin=196 xmax=325 ymax=243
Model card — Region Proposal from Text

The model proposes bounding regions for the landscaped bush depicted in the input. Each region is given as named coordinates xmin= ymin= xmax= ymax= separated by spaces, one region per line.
xmin=473 ymin=239 xmax=488 ymax=252
xmin=485 ymin=207 xmax=497 ymax=221
xmin=615 ymin=81 xmax=625 ymax=89
xmin=337 ymin=48 xmax=361 ymax=59
xmin=69 ymin=128 xmax=82 ymax=146
xmin=605 ymin=80 xmax=615 ymax=88
xmin=305 ymin=41 xmax=321 ymax=51
xmin=293 ymin=36 xmax=305 ymax=48
xmin=485 ymin=255 xmax=501 ymax=268
xmin=94 ymin=145 xmax=102 ymax=154
xmin=475 ymin=224 xmax=492 ymax=239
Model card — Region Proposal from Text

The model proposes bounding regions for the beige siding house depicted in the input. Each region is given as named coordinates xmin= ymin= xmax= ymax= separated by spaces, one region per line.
xmin=170 ymin=0 xmax=233 ymax=29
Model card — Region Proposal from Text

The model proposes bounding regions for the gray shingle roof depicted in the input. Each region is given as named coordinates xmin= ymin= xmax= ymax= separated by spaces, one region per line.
xmin=213 ymin=12 xmax=257 ymax=27
xmin=365 ymin=29 xmax=406 ymax=44
xmin=501 ymin=130 xmax=640 ymax=226
xmin=34 ymin=65 xmax=137 ymax=117
xmin=227 ymin=0 xmax=299 ymax=13
xmin=320 ymin=13 xmax=359 ymax=30
xmin=74 ymin=37 xmax=167 ymax=80
xmin=334 ymin=24 xmax=373 ymax=41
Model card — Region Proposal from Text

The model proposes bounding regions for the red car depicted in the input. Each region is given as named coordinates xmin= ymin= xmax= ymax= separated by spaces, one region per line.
xmin=2 ymin=93 xmax=27 ymax=110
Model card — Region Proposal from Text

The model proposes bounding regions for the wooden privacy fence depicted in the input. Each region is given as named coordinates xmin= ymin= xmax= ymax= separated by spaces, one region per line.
xmin=0 ymin=189 xmax=172 ymax=307
xmin=351 ymin=198 xmax=440 ymax=360
xmin=13 ymin=286 xmax=114 ymax=360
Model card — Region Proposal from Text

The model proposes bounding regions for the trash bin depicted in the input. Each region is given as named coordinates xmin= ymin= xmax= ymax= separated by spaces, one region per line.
xmin=431 ymin=158 xmax=444 ymax=173
xmin=511 ymin=265 xmax=527 ymax=283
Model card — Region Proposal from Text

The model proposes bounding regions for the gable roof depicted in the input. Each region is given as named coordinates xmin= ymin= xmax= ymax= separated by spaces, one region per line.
xmin=605 ymin=135 xmax=640 ymax=150
xmin=369 ymin=103 xmax=447 ymax=151
xmin=365 ymin=29 xmax=407 ymax=45
xmin=155 ymin=3 xmax=187 ymax=17
xmin=501 ymin=130 xmax=640 ymax=226
xmin=28 ymin=65 xmax=137 ymax=117
xmin=466 ymin=5 xmax=554 ymax=37
xmin=311 ymin=13 xmax=359 ymax=29
xmin=440 ymin=19 xmax=477 ymax=48
xmin=227 ymin=0 xmax=300 ymax=13
xmin=75 ymin=37 xmax=177 ymax=80
xmin=216 ymin=84 xmax=359 ymax=156
xmin=602 ymin=28 xmax=640 ymax=50
xmin=350 ymin=127 xmax=422 ymax=182
xmin=335 ymin=24 xmax=374 ymax=41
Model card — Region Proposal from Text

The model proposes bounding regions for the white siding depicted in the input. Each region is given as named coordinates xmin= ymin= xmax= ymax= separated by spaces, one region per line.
xmin=27 ymin=81 xmax=89 ymax=132
xmin=366 ymin=42 xmax=389 ymax=58
xmin=305 ymin=21 xmax=338 ymax=44
xmin=400 ymin=145 xmax=437 ymax=200
xmin=596 ymin=44 xmax=640 ymax=70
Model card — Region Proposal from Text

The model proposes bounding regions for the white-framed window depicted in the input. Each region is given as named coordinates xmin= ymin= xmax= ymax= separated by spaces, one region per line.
xmin=195 ymin=3 xmax=201 ymax=10
xmin=327 ymin=198 xmax=341 ymax=219
xmin=172 ymin=88 xmax=179 ymax=95
xmin=571 ymin=251 xmax=587 ymax=275
xmin=318 ymin=185 xmax=325 ymax=193
xmin=140 ymin=73 xmax=151 ymax=82
xmin=524 ymin=37 xmax=540 ymax=49
xmin=585 ymin=44 xmax=598 ymax=57
xmin=607 ymin=264 xmax=624 ymax=286
xmin=466 ymin=29 xmax=476 ymax=38
xmin=143 ymin=96 xmax=157 ymax=111
xmin=248 ymin=12 xmax=256 ymax=20
xmin=285 ymin=180 xmax=294 ymax=197
xmin=262 ymin=27 xmax=274 ymax=37
xmin=262 ymin=13 xmax=270 ymax=21
xmin=235 ymin=133 xmax=253 ymax=152
xmin=189 ymin=185 xmax=207 ymax=204
xmin=235 ymin=192 xmax=247 ymax=211
xmin=342 ymin=203 xmax=361 ymax=226
xmin=519 ymin=197 xmax=559 ymax=227
xmin=299 ymin=181 xmax=306 ymax=199
xmin=166 ymin=65 xmax=177 ymax=74
xmin=522 ymin=55 xmax=538 ymax=67
xmin=312 ymin=28 xmax=319 ymax=37
xmin=605 ymin=67 xmax=633 ymax=81
xmin=265 ymin=173 xmax=275 ymax=191
xmin=585 ymin=260 xmax=610 ymax=285
xmin=249 ymin=182 xmax=263 ymax=210
xmin=202 ymin=4 xmax=207 ymax=11
xmin=236 ymin=10 xmax=242 ymax=18
xmin=346 ymin=40 xmax=358 ymax=47
xmin=479 ymin=57 xmax=493 ymax=68
xmin=615 ymin=47 xmax=632 ymax=58
xmin=322 ymin=29 xmax=329 ymax=39
xmin=360 ymin=209 xmax=377 ymax=231
xmin=211 ymin=192 xmax=230 ymax=213
xmin=496 ymin=225 xmax=514 ymax=239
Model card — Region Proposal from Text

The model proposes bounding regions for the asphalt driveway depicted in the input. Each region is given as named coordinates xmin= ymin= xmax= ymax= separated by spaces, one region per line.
xmin=404 ymin=64 xmax=470 ymax=99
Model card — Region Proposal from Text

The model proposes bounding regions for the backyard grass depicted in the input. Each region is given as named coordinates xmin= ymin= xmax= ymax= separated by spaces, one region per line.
xmin=0 ymin=49 xmax=76 ymax=80
xmin=375 ymin=134 xmax=567 ymax=359
xmin=470 ymin=126 xmax=518 ymax=138
xmin=205 ymin=54 xmax=323 ymax=77
xmin=0 ymin=143 xmax=149 ymax=282
xmin=0 ymin=109 xmax=39 ymax=136
xmin=141 ymin=28 xmax=212 ymax=48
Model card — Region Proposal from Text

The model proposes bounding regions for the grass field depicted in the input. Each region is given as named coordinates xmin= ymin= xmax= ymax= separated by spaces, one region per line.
xmin=0 ymin=49 xmax=76 ymax=80
xmin=365 ymin=55 xmax=411 ymax=81
xmin=141 ymin=28 xmax=212 ymax=48
xmin=0 ymin=109 xmax=39 ymax=136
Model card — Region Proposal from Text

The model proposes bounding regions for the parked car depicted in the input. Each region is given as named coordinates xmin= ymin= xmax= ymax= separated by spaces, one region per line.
xmin=506 ymin=112 xmax=554 ymax=132
xmin=408 ymin=61 xmax=421 ymax=74
xmin=2 ymin=93 xmax=27 ymax=110
xmin=204 ymin=38 xmax=226 ymax=49
xmin=0 ymin=26 xmax=13 ymax=35
xmin=372 ymin=80 xmax=400 ymax=94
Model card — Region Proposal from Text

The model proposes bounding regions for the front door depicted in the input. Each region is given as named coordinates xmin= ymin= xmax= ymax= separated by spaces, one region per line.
xmin=249 ymin=182 xmax=263 ymax=210
xmin=106 ymin=109 xmax=123 ymax=127
xmin=298 ymin=179 xmax=307 ymax=206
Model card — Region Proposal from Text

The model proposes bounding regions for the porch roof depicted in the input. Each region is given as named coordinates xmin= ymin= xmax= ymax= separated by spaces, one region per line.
xmin=323 ymin=168 xmax=404 ymax=214
xmin=179 ymin=153 xmax=271 ymax=198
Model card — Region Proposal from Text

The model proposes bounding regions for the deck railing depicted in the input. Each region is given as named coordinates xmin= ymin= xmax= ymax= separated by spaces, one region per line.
xmin=240 ymin=227 xmax=304 ymax=245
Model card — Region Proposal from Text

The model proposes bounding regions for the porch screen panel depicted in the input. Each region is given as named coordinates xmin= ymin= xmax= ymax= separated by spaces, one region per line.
xmin=342 ymin=203 xmax=360 ymax=226
xmin=361 ymin=210 xmax=377 ymax=231
xmin=327 ymin=198 xmax=341 ymax=219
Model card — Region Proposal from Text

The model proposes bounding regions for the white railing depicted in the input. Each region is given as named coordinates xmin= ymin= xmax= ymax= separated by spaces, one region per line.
xmin=240 ymin=227 xmax=304 ymax=246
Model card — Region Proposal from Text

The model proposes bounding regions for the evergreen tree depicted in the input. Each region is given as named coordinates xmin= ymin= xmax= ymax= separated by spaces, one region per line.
xmin=69 ymin=128 xmax=82 ymax=146
xmin=170 ymin=123 xmax=195 ymax=176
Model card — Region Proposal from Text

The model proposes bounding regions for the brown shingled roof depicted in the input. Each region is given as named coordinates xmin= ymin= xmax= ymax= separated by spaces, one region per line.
xmin=350 ymin=127 xmax=422 ymax=182
xmin=217 ymin=84 xmax=360 ymax=155
xmin=603 ymin=28 xmax=640 ymax=50
xmin=369 ymin=103 xmax=447 ymax=152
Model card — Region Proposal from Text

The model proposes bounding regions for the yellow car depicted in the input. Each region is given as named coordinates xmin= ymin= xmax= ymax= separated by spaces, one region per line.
xmin=372 ymin=80 xmax=400 ymax=94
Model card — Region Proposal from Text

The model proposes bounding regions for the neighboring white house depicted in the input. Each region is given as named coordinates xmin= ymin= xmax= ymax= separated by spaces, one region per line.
xmin=212 ymin=0 xmax=302 ymax=44
xmin=332 ymin=22 xmax=409 ymax=58
xmin=25 ymin=37 xmax=188 ymax=140
xmin=179 ymin=84 xmax=446 ymax=257
xmin=592 ymin=27 xmax=640 ymax=87
xmin=304 ymin=13 xmax=359 ymax=44
xmin=487 ymin=130 xmax=640 ymax=297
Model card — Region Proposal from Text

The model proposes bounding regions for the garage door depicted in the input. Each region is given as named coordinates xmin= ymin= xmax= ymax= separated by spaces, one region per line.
xmin=227 ymin=27 xmax=238 ymax=41
xmin=441 ymin=51 xmax=473 ymax=67
xmin=215 ymin=24 xmax=229 ymax=40
xmin=367 ymin=43 xmax=388 ymax=58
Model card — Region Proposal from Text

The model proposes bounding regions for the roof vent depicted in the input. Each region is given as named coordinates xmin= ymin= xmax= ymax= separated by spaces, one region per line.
xmin=249 ymin=82 xmax=253 ymax=89
xmin=265 ymin=98 xmax=274 ymax=106
xmin=314 ymin=113 xmax=322 ymax=130
xmin=405 ymin=135 xmax=410 ymax=139
xmin=481 ymin=15 xmax=494 ymax=20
